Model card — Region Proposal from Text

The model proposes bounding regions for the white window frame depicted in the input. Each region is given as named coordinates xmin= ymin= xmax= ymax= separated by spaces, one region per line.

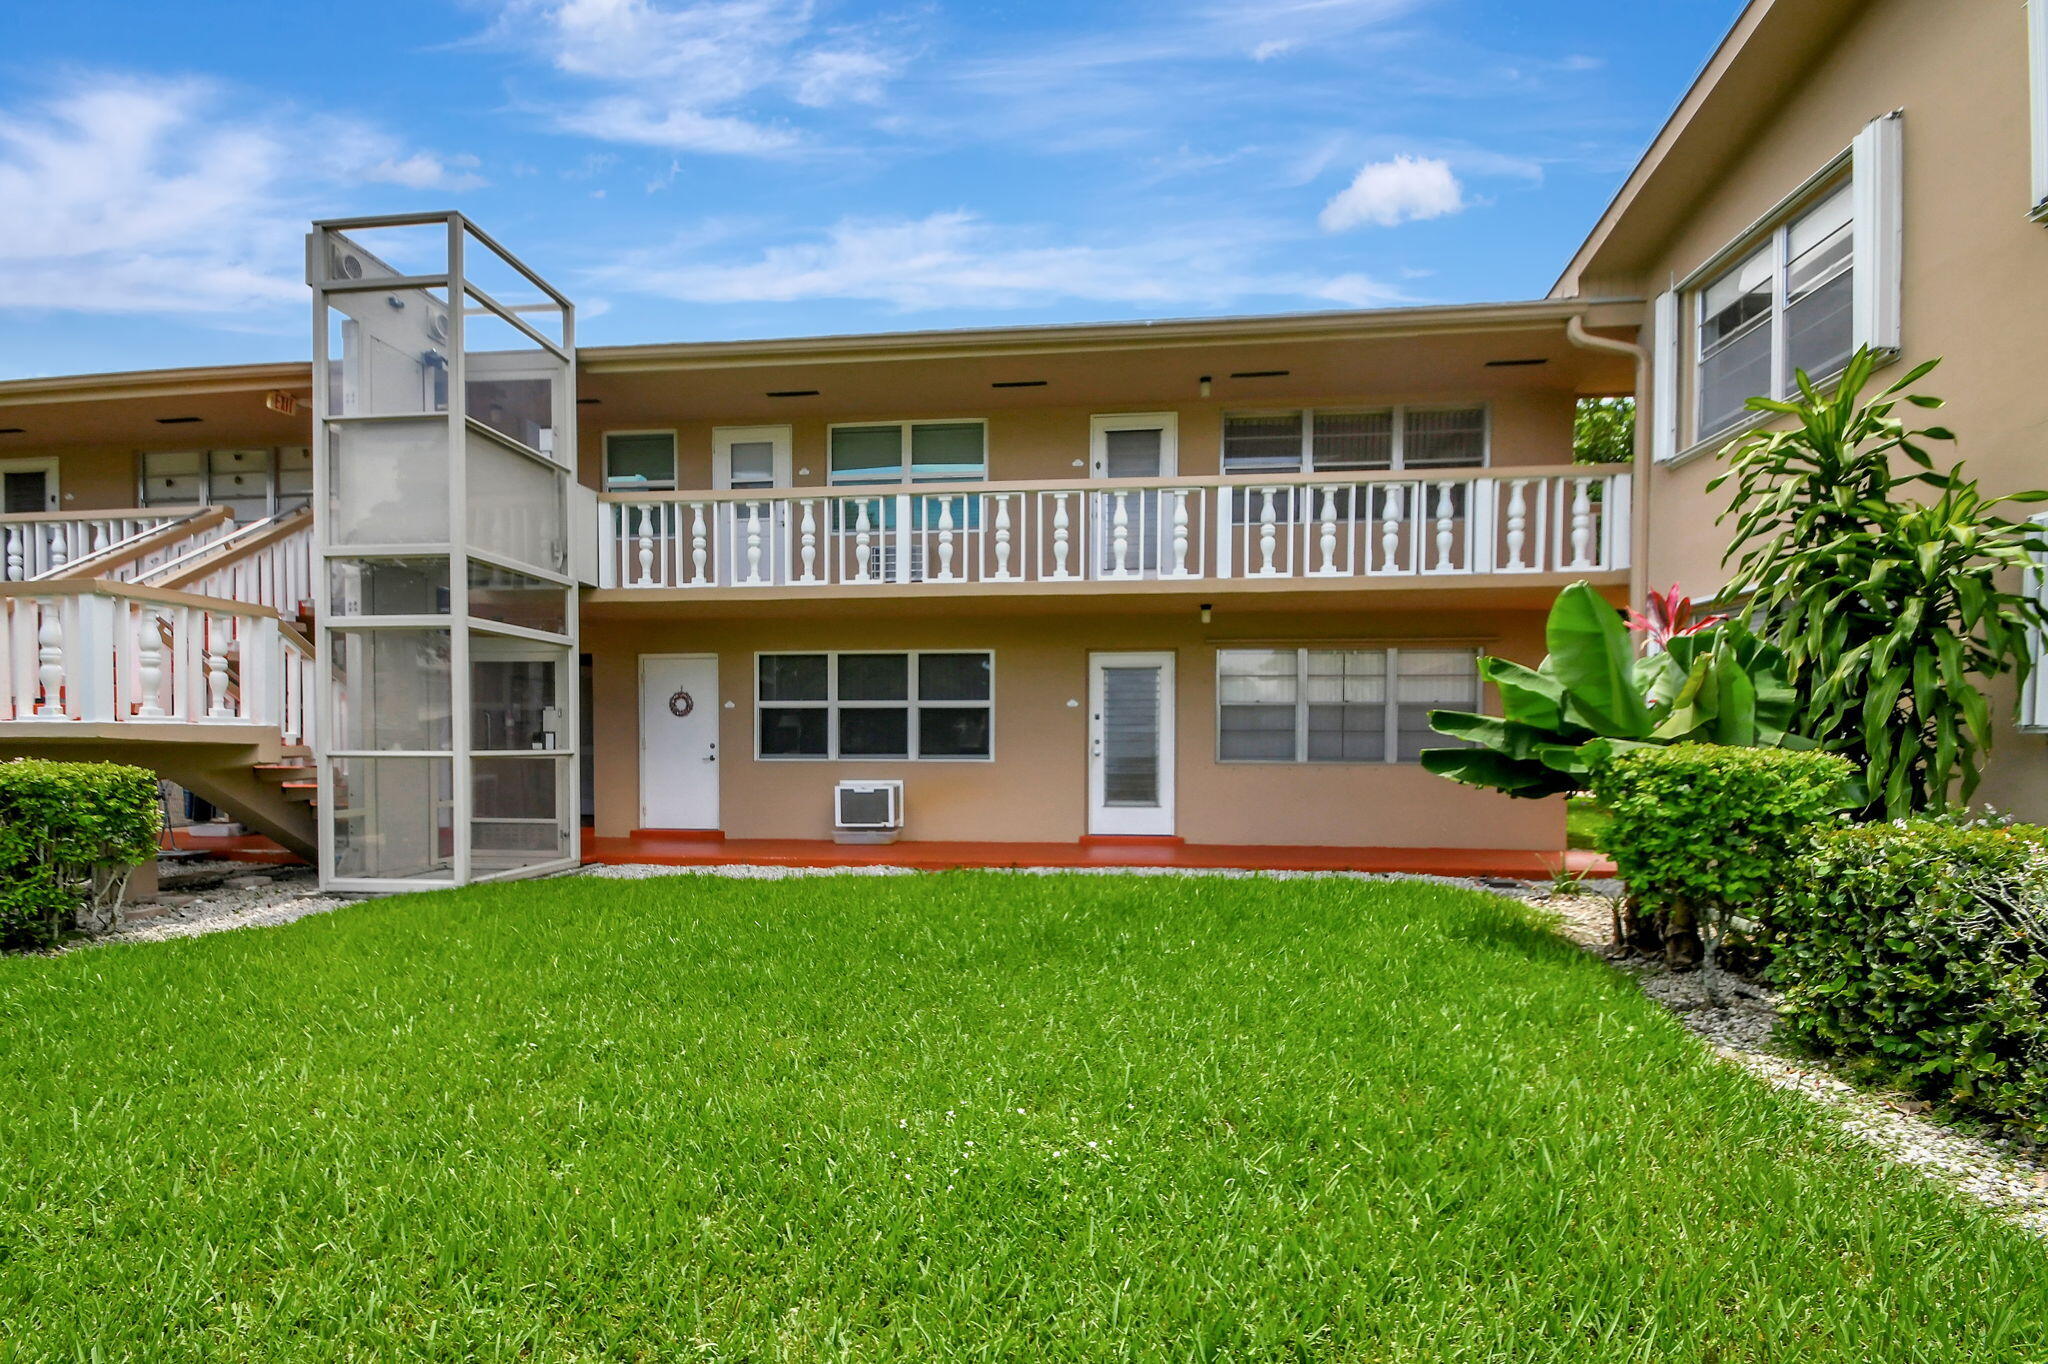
xmin=826 ymin=419 xmax=990 ymax=486
xmin=712 ymin=424 xmax=792 ymax=491
xmin=602 ymin=429 xmax=678 ymax=492
xmin=2031 ymin=0 xmax=2048 ymax=220
xmin=1214 ymin=646 xmax=1480 ymax=765
xmin=1219 ymin=404 xmax=1491 ymax=476
xmin=754 ymin=649 xmax=995 ymax=761
xmin=0 ymin=456 xmax=61 ymax=512
xmin=1670 ymin=112 xmax=1903 ymax=459
xmin=136 ymin=448 xmax=294 ymax=516
xmin=1088 ymin=412 xmax=1179 ymax=478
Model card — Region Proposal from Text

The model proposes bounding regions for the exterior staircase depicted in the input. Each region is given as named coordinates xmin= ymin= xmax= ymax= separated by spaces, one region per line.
xmin=0 ymin=507 xmax=320 ymax=860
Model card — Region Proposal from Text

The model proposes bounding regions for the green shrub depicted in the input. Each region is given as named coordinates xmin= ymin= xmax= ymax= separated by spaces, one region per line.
xmin=1591 ymin=744 xmax=1852 ymax=975
xmin=0 ymin=760 xmax=162 ymax=950
xmin=1771 ymin=820 xmax=2048 ymax=1132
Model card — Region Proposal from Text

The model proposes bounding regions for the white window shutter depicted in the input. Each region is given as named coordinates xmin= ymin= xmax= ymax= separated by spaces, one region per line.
xmin=2031 ymin=1 xmax=2048 ymax=217
xmin=1650 ymin=289 xmax=1679 ymax=462
xmin=1851 ymin=112 xmax=1904 ymax=354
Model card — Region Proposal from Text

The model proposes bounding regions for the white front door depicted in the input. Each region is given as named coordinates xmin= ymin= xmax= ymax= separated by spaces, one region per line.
xmin=1088 ymin=651 xmax=1176 ymax=836
xmin=640 ymin=654 xmax=720 ymax=830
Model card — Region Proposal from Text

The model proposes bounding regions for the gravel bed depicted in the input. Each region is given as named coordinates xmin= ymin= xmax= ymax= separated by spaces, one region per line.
xmin=1540 ymin=890 xmax=2048 ymax=1237
xmin=95 ymin=861 xmax=353 ymax=946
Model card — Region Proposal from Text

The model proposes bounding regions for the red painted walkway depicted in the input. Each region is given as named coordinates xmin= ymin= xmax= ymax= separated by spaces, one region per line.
xmin=160 ymin=829 xmax=306 ymax=865
xmin=583 ymin=831 xmax=1614 ymax=880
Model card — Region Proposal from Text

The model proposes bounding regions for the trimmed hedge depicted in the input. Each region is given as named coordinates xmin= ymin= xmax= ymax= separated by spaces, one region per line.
xmin=1771 ymin=820 xmax=2048 ymax=1133
xmin=0 ymin=760 xmax=162 ymax=949
xmin=1590 ymin=743 xmax=1852 ymax=966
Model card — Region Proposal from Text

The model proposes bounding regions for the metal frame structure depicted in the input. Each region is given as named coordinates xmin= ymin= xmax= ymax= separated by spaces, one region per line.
xmin=308 ymin=212 xmax=580 ymax=892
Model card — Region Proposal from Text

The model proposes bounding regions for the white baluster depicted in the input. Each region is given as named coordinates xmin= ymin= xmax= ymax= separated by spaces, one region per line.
xmin=1317 ymin=486 xmax=1339 ymax=575
xmin=92 ymin=521 xmax=109 ymax=555
xmin=993 ymin=497 xmax=1014 ymax=579
xmin=1170 ymin=490 xmax=1190 ymax=577
xmin=854 ymin=499 xmax=874 ymax=582
xmin=690 ymin=504 xmax=708 ymax=584
xmin=206 ymin=617 xmax=233 ymax=718
xmin=4 ymin=527 xmax=20 ymax=581
xmin=1257 ymin=488 xmax=1278 ymax=575
xmin=937 ymin=497 xmax=957 ymax=580
xmin=1505 ymin=480 xmax=1529 ymax=570
xmin=1569 ymin=478 xmax=1594 ymax=569
xmin=47 ymin=527 xmax=67 ymax=573
xmin=1380 ymin=485 xmax=1404 ymax=573
xmin=1052 ymin=495 xmax=1072 ymax=578
xmin=1433 ymin=482 xmax=1455 ymax=572
xmin=137 ymin=615 xmax=165 ymax=717
xmin=34 ymin=601 xmax=63 ymax=717
xmin=1111 ymin=490 xmax=1131 ymax=578
xmin=799 ymin=501 xmax=819 ymax=582
xmin=635 ymin=505 xmax=655 ymax=586
xmin=744 ymin=502 xmax=764 ymax=584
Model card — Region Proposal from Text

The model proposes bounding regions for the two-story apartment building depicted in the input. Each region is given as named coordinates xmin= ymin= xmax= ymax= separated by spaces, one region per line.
xmin=1 ymin=0 xmax=2041 ymax=892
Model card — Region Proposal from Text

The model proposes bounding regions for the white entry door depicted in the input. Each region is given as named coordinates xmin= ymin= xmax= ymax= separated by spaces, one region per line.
xmin=640 ymin=655 xmax=720 ymax=830
xmin=1088 ymin=651 xmax=1176 ymax=835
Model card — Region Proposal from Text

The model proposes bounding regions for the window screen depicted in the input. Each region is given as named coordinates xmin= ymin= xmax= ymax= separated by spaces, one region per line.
xmin=1217 ymin=647 xmax=1476 ymax=764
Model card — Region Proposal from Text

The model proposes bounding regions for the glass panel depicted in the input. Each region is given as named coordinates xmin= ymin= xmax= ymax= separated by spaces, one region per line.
xmin=1222 ymin=412 xmax=1304 ymax=474
xmin=208 ymin=450 xmax=273 ymax=521
xmin=329 ymin=556 xmax=451 ymax=616
xmin=463 ymin=302 xmax=559 ymax=456
xmin=839 ymin=707 xmax=910 ymax=758
xmin=1217 ymin=649 xmax=1297 ymax=706
xmin=760 ymin=707 xmax=827 ymax=756
xmin=727 ymin=440 xmax=777 ymax=488
xmin=1786 ymin=186 xmax=1855 ymax=383
xmin=909 ymin=423 xmax=985 ymax=482
xmin=471 ymin=756 xmax=570 ymax=871
xmin=830 ymin=426 xmax=904 ymax=484
xmin=1312 ymin=410 xmax=1393 ymax=472
xmin=332 ymin=756 xmax=454 ymax=882
xmin=323 ymin=288 xmax=452 ymax=419
xmin=328 ymin=421 xmax=449 ymax=546
xmin=468 ymin=560 xmax=568 ymax=635
xmin=330 ymin=628 xmax=453 ymax=751
xmin=1306 ymin=651 xmax=1386 ymax=762
xmin=471 ymin=642 xmax=564 ymax=751
xmin=466 ymin=430 xmax=565 ymax=574
xmin=140 ymin=451 xmax=204 ymax=506
xmin=1697 ymin=245 xmax=1775 ymax=438
xmin=1218 ymin=704 xmax=1296 ymax=761
xmin=838 ymin=653 xmax=908 ymax=701
xmin=919 ymin=652 xmax=991 ymax=702
xmin=2 ymin=471 xmax=45 ymax=514
xmin=605 ymin=433 xmax=677 ymax=490
xmin=1402 ymin=408 xmax=1485 ymax=469
xmin=1102 ymin=427 xmax=1163 ymax=479
xmin=1101 ymin=666 xmax=1162 ymax=804
xmin=759 ymin=654 xmax=828 ymax=701
xmin=1395 ymin=649 xmax=1476 ymax=762
xmin=919 ymin=707 xmax=990 ymax=759
xmin=277 ymin=446 xmax=313 ymax=511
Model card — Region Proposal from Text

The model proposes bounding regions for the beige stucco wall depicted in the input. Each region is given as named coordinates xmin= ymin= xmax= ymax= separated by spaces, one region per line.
xmin=577 ymin=391 xmax=1577 ymax=493
xmin=1613 ymin=0 xmax=2048 ymax=816
xmin=583 ymin=604 xmax=1565 ymax=851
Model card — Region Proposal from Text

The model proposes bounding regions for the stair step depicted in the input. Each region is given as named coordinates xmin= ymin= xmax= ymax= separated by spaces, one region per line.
xmin=280 ymin=780 xmax=317 ymax=803
xmin=252 ymin=762 xmax=312 ymax=781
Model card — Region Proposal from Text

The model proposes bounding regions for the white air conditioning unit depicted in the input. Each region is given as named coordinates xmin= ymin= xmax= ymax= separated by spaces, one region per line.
xmin=833 ymin=780 xmax=903 ymax=845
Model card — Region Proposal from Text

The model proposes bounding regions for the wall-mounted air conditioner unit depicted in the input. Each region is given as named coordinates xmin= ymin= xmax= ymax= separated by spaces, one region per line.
xmin=834 ymin=780 xmax=903 ymax=845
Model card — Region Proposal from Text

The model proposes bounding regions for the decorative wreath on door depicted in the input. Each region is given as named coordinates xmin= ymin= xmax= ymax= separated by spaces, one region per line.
xmin=668 ymin=690 xmax=695 ymax=718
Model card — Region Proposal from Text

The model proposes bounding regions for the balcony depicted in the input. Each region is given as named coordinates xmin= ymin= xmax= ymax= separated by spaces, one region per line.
xmin=595 ymin=465 xmax=1629 ymax=596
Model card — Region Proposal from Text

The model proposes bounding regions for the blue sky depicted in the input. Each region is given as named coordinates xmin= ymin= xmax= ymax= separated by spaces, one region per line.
xmin=0 ymin=0 xmax=1738 ymax=379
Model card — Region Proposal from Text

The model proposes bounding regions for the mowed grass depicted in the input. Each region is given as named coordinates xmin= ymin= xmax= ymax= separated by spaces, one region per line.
xmin=2 ymin=874 xmax=2044 ymax=1361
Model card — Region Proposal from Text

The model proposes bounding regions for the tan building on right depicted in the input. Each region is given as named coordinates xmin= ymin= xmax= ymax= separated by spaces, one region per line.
xmin=1557 ymin=0 xmax=2048 ymax=815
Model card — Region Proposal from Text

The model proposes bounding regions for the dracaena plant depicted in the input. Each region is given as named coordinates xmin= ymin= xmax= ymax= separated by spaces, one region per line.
xmin=1626 ymin=585 xmax=1727 ymax=648
xmin=1710 ymin=349 xmax=2048 ymax=817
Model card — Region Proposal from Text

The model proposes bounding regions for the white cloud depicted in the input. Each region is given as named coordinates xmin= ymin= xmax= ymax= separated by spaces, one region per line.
xmin=1318 ymin=155 xmax=1465 ymax=230
xmin=591 ymin=210 xmax=1411 ymax=313
xmin=477 ymin=0 xmax=903 ymax=154
xmin=0 ymin=73 xmax=485 ymax=316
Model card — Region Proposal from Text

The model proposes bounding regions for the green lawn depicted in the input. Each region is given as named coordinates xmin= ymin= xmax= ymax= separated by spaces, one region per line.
xmin=3 ymin=873 xmax=2044 ymax=1361
xmin=1567 ymin=795 xmax=1613 ymax=853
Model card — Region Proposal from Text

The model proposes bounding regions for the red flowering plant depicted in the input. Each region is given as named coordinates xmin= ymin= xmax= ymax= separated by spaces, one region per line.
xmin=1626 ymin=585 xmax=1726 ymax=649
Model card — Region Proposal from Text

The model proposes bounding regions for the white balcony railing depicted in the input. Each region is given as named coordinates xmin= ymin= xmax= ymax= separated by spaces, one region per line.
xmin=1 ymin=506 xmax=230 ymax=583
xmin=142 ymin=508 xmax=316 ymax=621
xmin=0 ymin=583 xmax=312 ymax=745
xmin=597 ymin=466 xmax=1629 ymax=591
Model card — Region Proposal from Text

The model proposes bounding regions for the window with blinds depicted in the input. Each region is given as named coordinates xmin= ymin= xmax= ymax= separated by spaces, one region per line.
xmin=1221 ymin=406 xmax=1484 ymax=475
xmin=1216 ymin=647 xmax=1478 ymax=764
xmin=603 ymin=431 xmax=677 ymax=491
xmin=828 ymin=421 xmax=988 ymax=485
xmin=758 ymin=651 xmax=993 ymax=760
